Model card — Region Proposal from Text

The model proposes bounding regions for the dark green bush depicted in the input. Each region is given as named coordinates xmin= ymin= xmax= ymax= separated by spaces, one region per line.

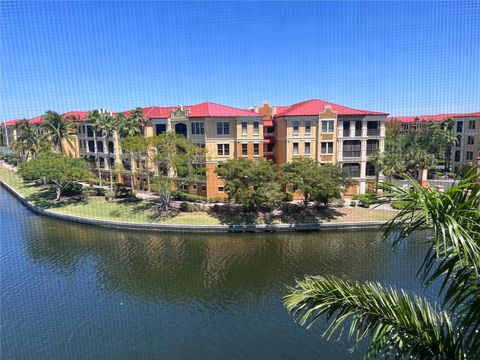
xmin=173 ymin=191 xmax=208 ymax=203
xmin=63 ymin=182 xmax=83 ymax=197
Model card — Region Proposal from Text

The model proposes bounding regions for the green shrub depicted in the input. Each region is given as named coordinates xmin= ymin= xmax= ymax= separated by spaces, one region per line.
xmin=283 ymin=192 xmax=294 ymax=202
xmin=85 ymin=177 xmax=100 ymax=186
xmin=173 ymin=191 xmax=208 ymax=203
xmin=105 ymin=190 xmax=115 ymax=201
xmin=391 ymin=201 xmax=409 ymax=210
xmin=63 ymin=182 xmax=83 ymax=197
xmin=207 ymin=196 xmax=225 ymax=203
xmin=115 ymin=187 xmax=132 ymax=198
xmin=352 ymin=193 xmax=376 ymax=207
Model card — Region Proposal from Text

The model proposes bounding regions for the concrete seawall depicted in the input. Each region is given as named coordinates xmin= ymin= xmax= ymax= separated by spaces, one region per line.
xmin=1 ymin=180 xmax=387 ymax=233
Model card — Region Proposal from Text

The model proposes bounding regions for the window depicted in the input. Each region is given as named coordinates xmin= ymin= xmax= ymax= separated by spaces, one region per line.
xmin=87 ymin=126 xmax=94 ymax=137
xmin=88 ymin=140 xmax=95 ymax=152
xmin=321 ymin=142 xmax=334 ymax=155
xmin=366 ymin=162 xmax=376 ymax=176
xmin=97 ymin=141 xmax=104 ymax=153
xmin=322 ymin=120 xmax=334 ymax=133
xmin=192 ymin=184 xmax=197 ymax=191
xmin=191 ymin=122 xmax=204 ymax=135
xmin=366 ymin=139 xmax=379 ymax=155
xmin=293 ymin=120 xmax=299 ymax=135
xmin=304 ymin=142 xmax=311 ymax=155
xmin=253 ymin=143 xmax=259 ymax=156
xmin=293 ymin=142 xmax=299 ymax=155
xmin=266 ymin=143 xmax=274 ymax=152
xmin=253 ymin=121 xmax=259 ymax=135
xmin=466 ymin=151 xmax=473 ymax=161
xmin=242 ymin=143 xmax=248 ymax=156
xmin=217 ymin=144 xmax=230 ymax=156
xmin=108 ymin=141 xmax=114 ymax=153
xmin=468 ymin=120 xmax=476 ymax=130
xmin=455 ymin=150 xmax=461 ymax=162
xmin=155 ymin=124 xmax=167 ymax=135
xmin=218 ymin=186 xmax=225 ymax=193
xmin=367 ymin=121 xmax=379 ymax=136
xmin=305 ymin=120 xmax=311 ymax=134
xmin=242 ymin=121 xmax=248 ymax=135
xmin=217 ymin=122 xmax=230 ymax=135
xmin=342 ymin=163 xmax=360 ymax=178
xmin=343 ymin=140 xmax=361 ymax=157
xmin=180 ymin=183 xmax=188 ymax=191
xmin=201 ymin=184 xmax=206 ymax=192
xmin=355 ymin=121 xmax=362 ymax=136
xmin=343 ymin=121 xmax=350 ymax=136
xmin=467 ymin=136 xmax=475 ymax=145
xmin=456 ymin=121 xmax=463 ymax=133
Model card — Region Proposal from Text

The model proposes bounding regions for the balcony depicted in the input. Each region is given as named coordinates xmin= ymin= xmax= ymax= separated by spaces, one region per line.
xmin=342 ymin=151 xmax=361 ymax=158
xmin=367 ymin=129 xmax=380 ymax=136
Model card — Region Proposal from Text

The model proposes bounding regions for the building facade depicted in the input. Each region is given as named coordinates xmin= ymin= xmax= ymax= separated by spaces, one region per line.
xmin=254 ymin=99 xmax=388 ymax=195
xmin=388 ymin=112 xmax=480 ymax=173
xmin=2 ymin=98 xmax=390 ymax=197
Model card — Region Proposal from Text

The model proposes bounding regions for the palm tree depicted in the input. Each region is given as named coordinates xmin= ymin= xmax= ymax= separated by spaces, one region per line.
xmin=439 ymin=118 xmax=457 ymax=172
xmin=285 ymin=171 xmax=480 ymax=359
xmin=117 ymin=108 xmax=148 ymax=192
xmin=41 ymin=111 xmax=77 ymax=153
xmin=97 ymin=114 xmax=118 ymax=190
xmin=85 ymin=110 xmax=105 ymax=186
xmin=13 ymin=120 xmax=38 ymax=161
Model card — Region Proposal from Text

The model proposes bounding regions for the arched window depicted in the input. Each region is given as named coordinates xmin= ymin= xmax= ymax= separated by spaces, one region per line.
xmin=174 ymin=123 xmax=187 ymax=137
xmin=97 ymin=141 xmax=104 ymax=153
xmin=108 ymin=141 xmax=114 ymax=153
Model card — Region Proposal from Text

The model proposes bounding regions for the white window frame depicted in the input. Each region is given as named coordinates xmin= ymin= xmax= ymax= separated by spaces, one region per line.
xmin=305 ymin=120 xmax=311 ymax=134
xmin=321 ymin=141 xmax=334 ymax=155
xmin=293 ymin=142 xmax=299 ymax=156
xmin=304 ymin=142 xmax=311 ymax=155
xmin=241 ymin=121 xmax=248 ymax=135
xmin=253 ymin=121 xmax=259 ymax=136
xmin=293 ymin=120 xmax=300 ymax=135
xmin=321 ymin=120 xmax=334 ymax=133
xmin=217 ymin=122 xmax=230 ymax=136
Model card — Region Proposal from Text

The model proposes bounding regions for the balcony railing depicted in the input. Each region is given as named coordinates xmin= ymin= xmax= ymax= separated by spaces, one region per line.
xmin=343 ymin=128 xmax=350 ymax=137
xmin=342 ymin=151 xmax=361 ymax=158
xmin=367 ymin=129 xmax=380 ymax=136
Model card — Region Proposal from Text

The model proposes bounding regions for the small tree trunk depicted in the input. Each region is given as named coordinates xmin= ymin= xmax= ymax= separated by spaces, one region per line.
xmin=55 ymin=187 xmax=62 ymax=201
xmin=146 ymin=171 xmax=151 ymax=192
xmin=109 ymin=163 xmax=114 ymax=191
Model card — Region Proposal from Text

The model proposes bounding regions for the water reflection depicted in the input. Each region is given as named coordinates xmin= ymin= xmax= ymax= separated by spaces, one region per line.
xmin=22 ymin=218 xmax=394 ymax=306
xmin=1 ymin=187 xmax=430 ymax=360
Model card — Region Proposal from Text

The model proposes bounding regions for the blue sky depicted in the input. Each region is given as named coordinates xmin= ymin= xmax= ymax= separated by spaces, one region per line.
xmin=1 ymin=1 xmax=479 ymax=120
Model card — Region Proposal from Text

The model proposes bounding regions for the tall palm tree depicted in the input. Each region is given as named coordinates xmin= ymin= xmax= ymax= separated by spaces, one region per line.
xmin=98 ymin=114 xmax=118 ymax=190
xmin=85 ymin=110 xmax=105 ymax=186
xmin=40 ymin=111 xmax=77 ymax=154
xmin=117 ymin=108 xmax=148 ymax=192
xmin=13 ymin=120 xmax=39 ymax=161
xmin=285 ymin=171 xmax=479 ymax=359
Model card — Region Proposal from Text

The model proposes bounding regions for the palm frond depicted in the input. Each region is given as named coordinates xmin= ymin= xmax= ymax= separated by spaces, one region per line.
xmin=285 ymin=275 xmax=464 ymax=359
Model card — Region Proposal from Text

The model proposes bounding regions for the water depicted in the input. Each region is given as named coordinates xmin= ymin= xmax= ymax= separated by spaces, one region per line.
xmin=0 ymin=187 xmax=433 ymax=359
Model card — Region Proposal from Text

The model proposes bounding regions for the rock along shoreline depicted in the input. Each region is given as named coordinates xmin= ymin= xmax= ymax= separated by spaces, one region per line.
xmin=1 ymin=180 xmax=387 ymax=233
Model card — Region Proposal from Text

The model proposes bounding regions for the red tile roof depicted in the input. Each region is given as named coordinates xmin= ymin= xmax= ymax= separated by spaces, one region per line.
xmin=28 ymin=115 xmax=43 ymax=125
xmin=124 ymin=102 xmax=262 ymax=119
xmin=4 ymin=119 xmax=20 ymax=126
xmin=388 ymin=111 xmax=480 ymax=123
xmin=63 ymin=111 xmax=88 ymax=122
xmin=275 ymin=99 xmax=388 ymax=117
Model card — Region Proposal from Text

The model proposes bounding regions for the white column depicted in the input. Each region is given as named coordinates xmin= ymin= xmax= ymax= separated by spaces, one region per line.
xmin=362 ymin=120 xmax=367 ymax=138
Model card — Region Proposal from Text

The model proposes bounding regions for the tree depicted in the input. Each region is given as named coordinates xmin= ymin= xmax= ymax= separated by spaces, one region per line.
xmin=12 ymin=120 xmax=39 ymax=161
xmin=149 ymin=132 xmax=207 ymax=184
xmin=19 ymin=152 xmax=91 ymax=201
xmin=85 ymin=110 xmax=106 ymax=187
xmin=284 ymin=171 xmax=480 ymax=359
xmin=116 ymin=109 xmax=149 ymax=192
xmin=40 ymin=111 xmax=78 ymax=153
xmin=121 ymin=136 xmax=151 ymax=192
xmin=282 ymin=157 xmax=351 ymax=207
xmin=216 ymin=158 xmax=283 ymax=211
xmin=98 ymin=114 xmax=118 ymax=190
xmin=150 ymin=177 xmax=174 ymax=211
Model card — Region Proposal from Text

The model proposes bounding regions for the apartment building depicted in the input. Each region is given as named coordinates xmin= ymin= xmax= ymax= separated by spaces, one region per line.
xmin=2 ymin=99 xmax=387 ymax=196
xmin=254 ymin=99 xmax=388 ymax=194
xmin=388 ymin=112 xmax=480 ymax=173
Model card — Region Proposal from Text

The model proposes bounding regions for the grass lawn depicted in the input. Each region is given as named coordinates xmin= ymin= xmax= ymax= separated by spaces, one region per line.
xmin=1 ymin=165 xmax=396 ymax=225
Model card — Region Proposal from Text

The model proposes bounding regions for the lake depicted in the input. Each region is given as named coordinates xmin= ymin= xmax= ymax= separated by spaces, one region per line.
xmin=0 ymin=186 xmax=433 ymax=359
